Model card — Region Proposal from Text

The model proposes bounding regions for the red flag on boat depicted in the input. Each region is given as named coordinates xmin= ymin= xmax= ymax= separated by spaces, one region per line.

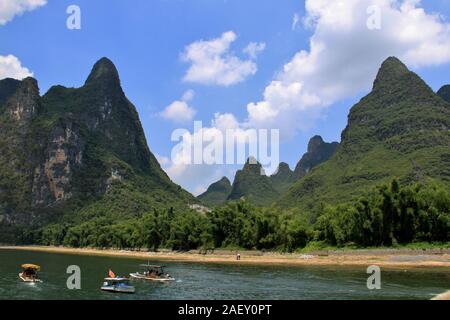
xmin=108 ymin=269 xmax=116 ymax=278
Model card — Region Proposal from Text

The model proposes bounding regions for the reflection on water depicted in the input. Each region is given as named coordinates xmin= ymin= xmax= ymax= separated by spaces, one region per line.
xmin=0 ymin=249 xmax=448 ymax=300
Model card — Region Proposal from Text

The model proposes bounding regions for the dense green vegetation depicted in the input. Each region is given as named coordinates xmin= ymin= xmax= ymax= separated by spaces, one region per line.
xmin=315 ymin=180 xmax=449 ymax=246
xmin=24 ymin=180 xmax=448 ymax=251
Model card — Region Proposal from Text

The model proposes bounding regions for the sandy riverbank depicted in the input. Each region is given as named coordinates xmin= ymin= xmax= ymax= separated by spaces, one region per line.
xmin=1 ymin=246 xmax=449 ymax=270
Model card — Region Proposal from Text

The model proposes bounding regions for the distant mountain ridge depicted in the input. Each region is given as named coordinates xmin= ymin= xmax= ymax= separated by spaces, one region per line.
xmin=198 ymin=177 xmax=232 ymax=205
xmin=227 ymin=158 xmax=279 ymax=206
xmin=198 ymin=135 xmax=338 ymax=207
xmin=270 ymin=162 xmax=297 ymax=194
xmin=438 ymin=85 xmax=450 ymax=103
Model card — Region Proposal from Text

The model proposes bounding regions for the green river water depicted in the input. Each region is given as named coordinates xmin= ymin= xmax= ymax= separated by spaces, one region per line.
xmin=0 ymin=249 xmax=448 ymax=300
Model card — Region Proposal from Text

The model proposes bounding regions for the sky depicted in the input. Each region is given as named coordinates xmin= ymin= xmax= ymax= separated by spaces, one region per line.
xmin=1 ymin=0 xmax=450 ymax=195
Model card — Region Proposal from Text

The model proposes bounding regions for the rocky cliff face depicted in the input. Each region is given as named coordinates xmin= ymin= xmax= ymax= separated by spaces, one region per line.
xmin=4 ymin=77 xmax=40 ymax=124
xmin=0 ymin=58 xmax=195 ymax=236
xmin=0 ymin=77 xmax=41 ymax=224
xmin=0 ymin=78 xmax=21 ymax=107
xmin=32 ymin=120 xmax=84 ymax=206
xmin=294 ymin=136 xmax=339 ymax=179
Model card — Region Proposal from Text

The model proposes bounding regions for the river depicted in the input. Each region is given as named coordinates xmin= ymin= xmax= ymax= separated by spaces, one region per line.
xmin=0 ymin=249 xmax=448 ymax=300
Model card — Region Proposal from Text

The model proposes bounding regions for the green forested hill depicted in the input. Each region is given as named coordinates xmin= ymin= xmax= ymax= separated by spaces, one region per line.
xmin=270 ymin=162 xmax=296 ymax=194
xmin=198 ymin=177 xmax=232 ymax=205
xmin=199 ymin=161 xmax=297 ymax=207
xmin=277 ymin=57 xmax=450 ymax=216
xmin=0 ymin=58 xmax=195 ymax=243
xmin=438 ymin=85 xmax=450 ymax=103
xmin=227 ymin=158 xmax=280 ymax=207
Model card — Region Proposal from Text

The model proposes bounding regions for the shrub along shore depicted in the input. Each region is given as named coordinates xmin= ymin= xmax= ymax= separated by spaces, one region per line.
xmin=21 ymin=180 xmax=448 ymax=253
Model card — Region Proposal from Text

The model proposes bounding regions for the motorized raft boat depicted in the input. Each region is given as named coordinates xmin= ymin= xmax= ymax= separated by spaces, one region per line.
xmin=130 ymin=264 xmax=175 ymax=282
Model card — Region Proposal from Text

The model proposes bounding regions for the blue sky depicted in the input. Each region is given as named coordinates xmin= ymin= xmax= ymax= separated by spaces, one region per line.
xmin=1 ymin=0 xmax=450 ymax=194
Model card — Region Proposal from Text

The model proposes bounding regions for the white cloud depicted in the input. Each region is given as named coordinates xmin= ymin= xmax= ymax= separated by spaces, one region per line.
xmin=243 ymin=42 xmax=266 ymax=59
xmin=0 ymin=54 xmax=33 ymax=80
xmin=212 ymin=112 xmax=240 ymax=131
xmin=0 ymin=0 xmax=47 ymax=26
xmin=244 ymin=0 xmax=450 ymax=138
xmin=162 ymin=126 xmax=233 ymax=195
xmin=160 ymin=90 xmax=197 ymax=123
xmin=181 ymin=31 xmax=261 ymax=86
xmin=161 ymin=101 xmax=196 ymax=123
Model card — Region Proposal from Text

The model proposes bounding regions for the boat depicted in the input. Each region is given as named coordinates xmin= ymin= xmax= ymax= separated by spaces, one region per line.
xmin=130 ymin=264 xmax=175 ymax=282
xmin=101 ymin=269 xmax=135 ymax=294
xmin=101 ymin=277 xmax=135 ymax=294
xmin=19 ymin=264 xmax=42 ymax=283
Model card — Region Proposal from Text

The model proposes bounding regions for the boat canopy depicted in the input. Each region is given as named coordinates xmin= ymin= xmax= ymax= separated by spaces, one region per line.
xmin=140 ymin=264 xmax=165 ymax=268
xmin=21 ymin=264 xmax=40 ymax=271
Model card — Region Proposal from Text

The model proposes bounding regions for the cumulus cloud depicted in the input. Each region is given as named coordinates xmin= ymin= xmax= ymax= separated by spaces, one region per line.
xmin=161 ymin=120 xmax=230 ymax=195
xmin=182 ymin=31 xmax=263 ymax=86
xmin=243 ymin=42 xmax=266 ymax=59
xmin=244 ymin=0 xmax=450 ymax=138
xmin=160 ymin=90 xmax=197 ymax=123
xmin=0 ymin=54 xmax=33 ymax=80
xmin=0 ymin=0 xmax=47 ymax=26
